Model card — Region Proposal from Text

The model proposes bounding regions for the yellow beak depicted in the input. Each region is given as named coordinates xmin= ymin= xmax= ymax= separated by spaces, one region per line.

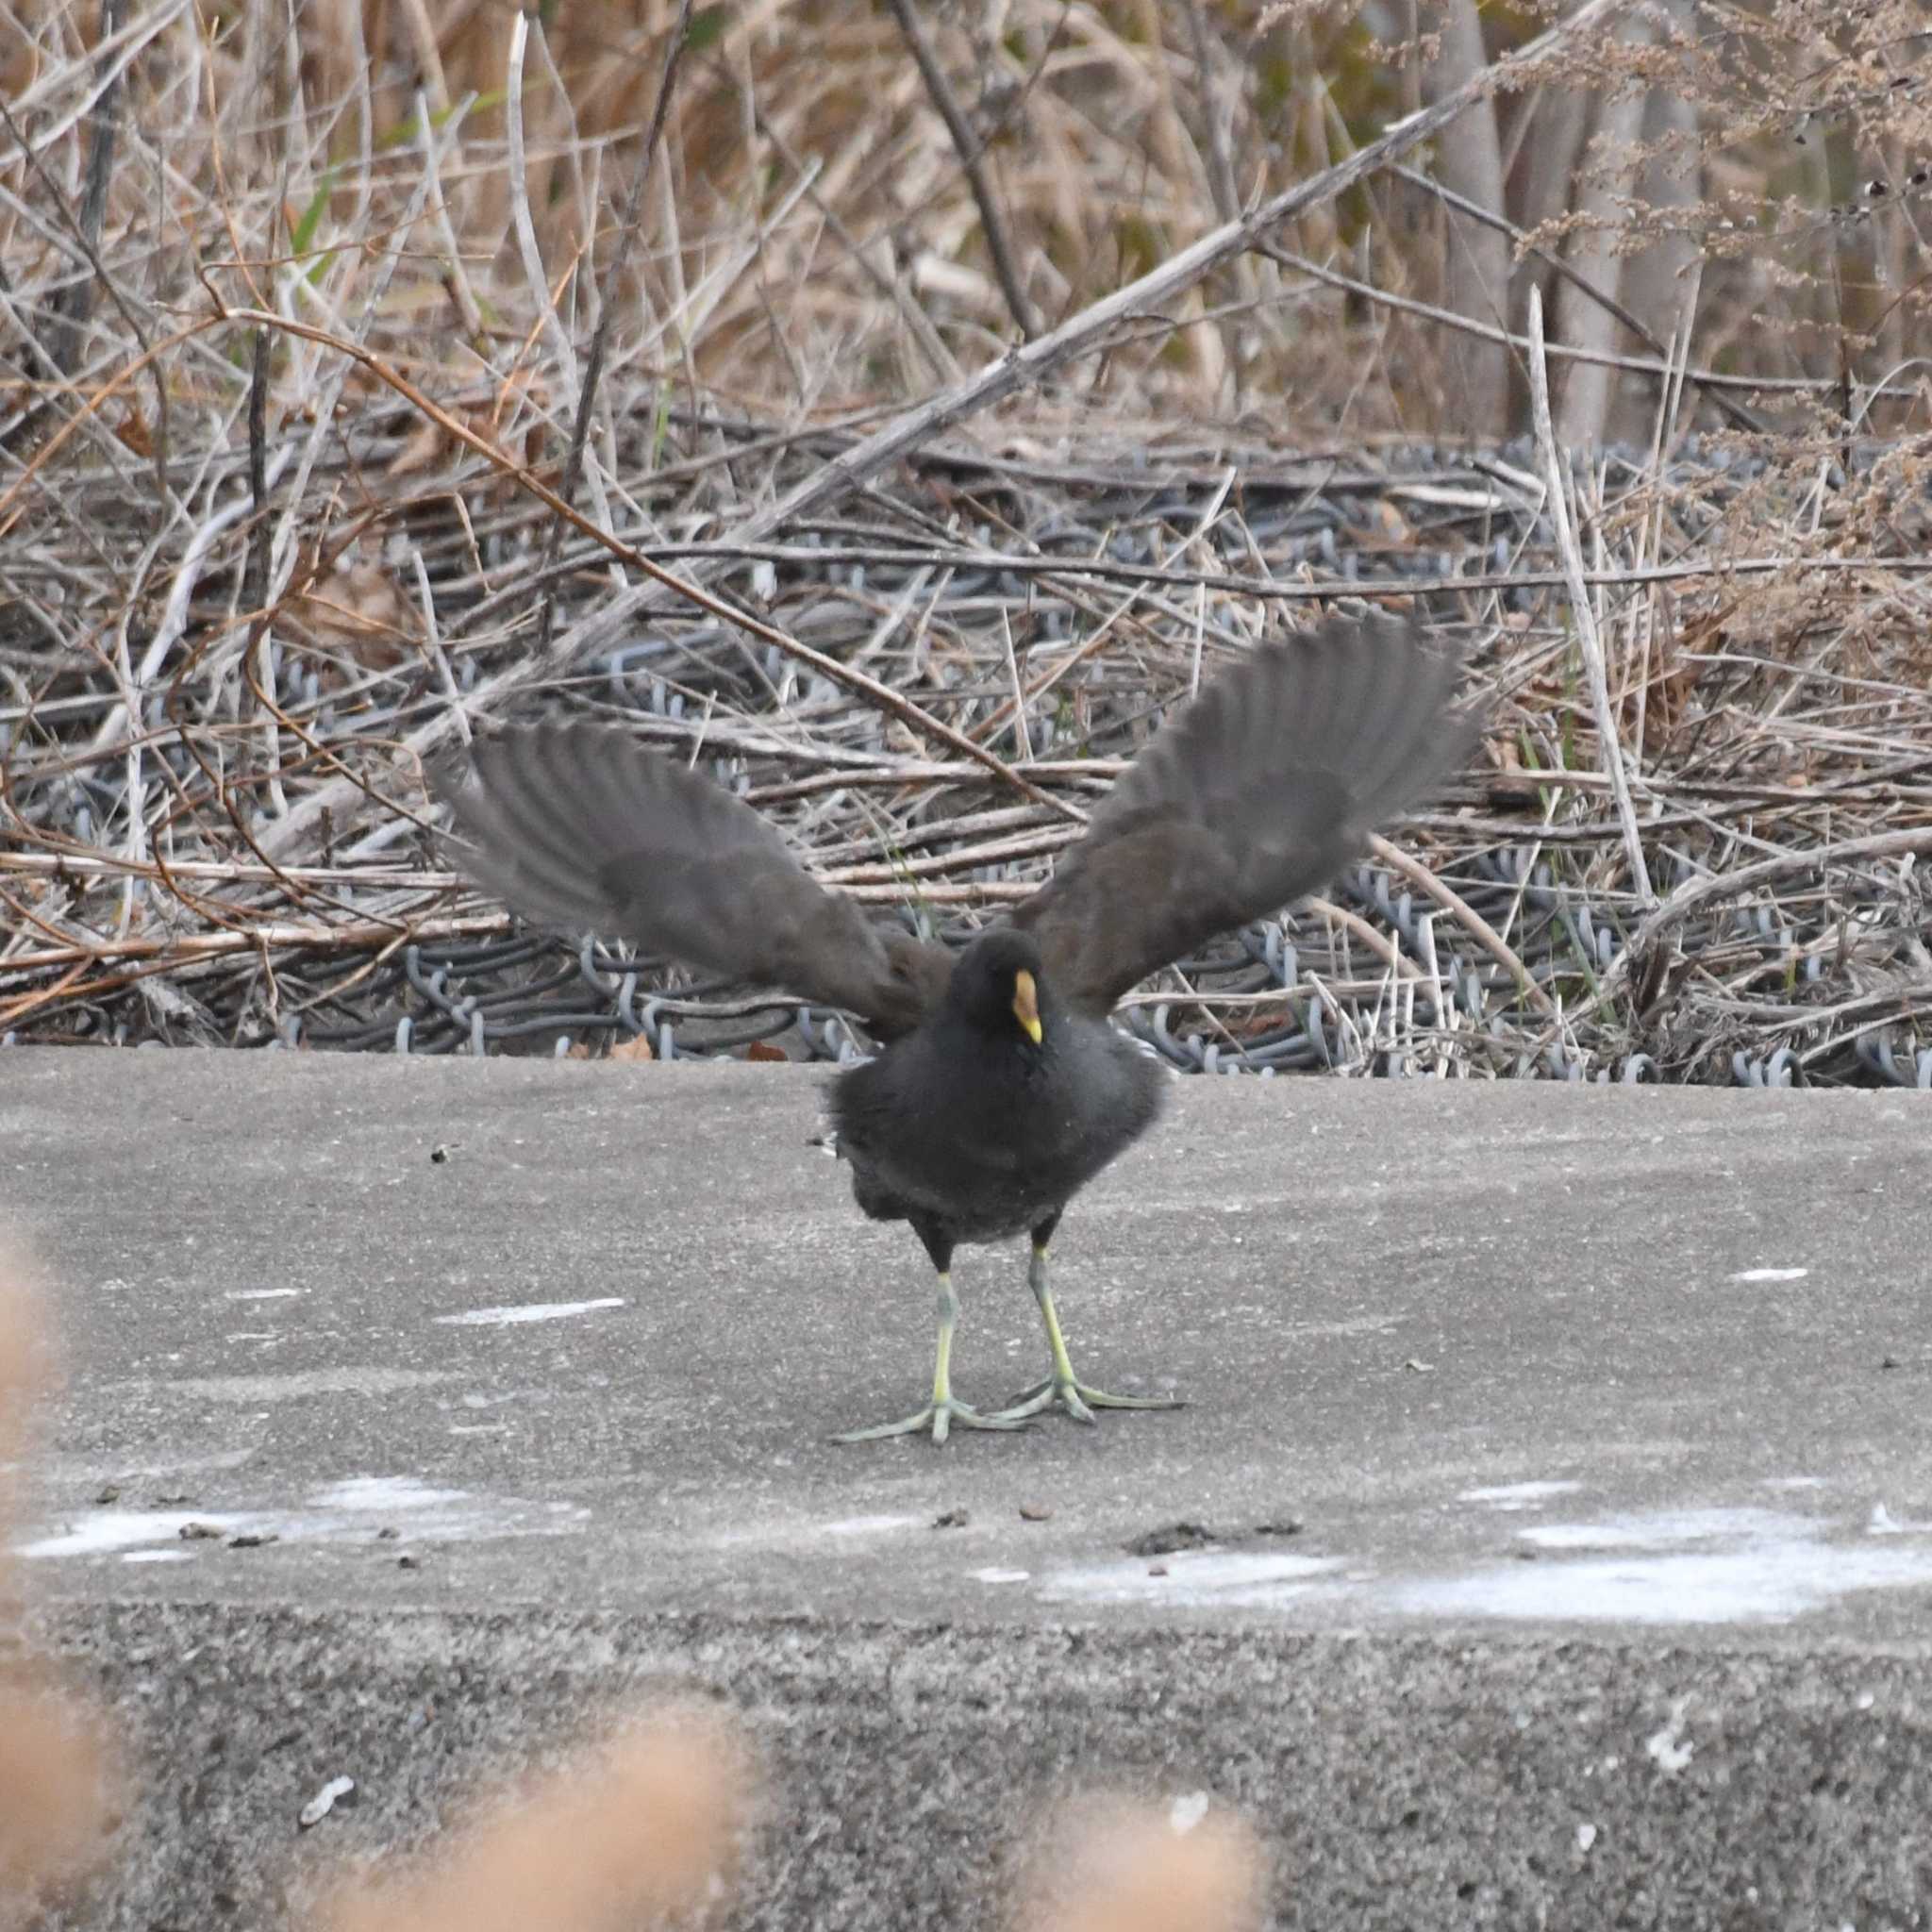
xmin=1012 ymin=970 xmax=1043 ymax=1045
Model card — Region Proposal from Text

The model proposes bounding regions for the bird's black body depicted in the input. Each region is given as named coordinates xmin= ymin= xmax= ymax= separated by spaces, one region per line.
xmin=438 ymin=614 xmax=1485 ymax=1442
xmin=832 ymin=930 xmax=1164 ymax=1266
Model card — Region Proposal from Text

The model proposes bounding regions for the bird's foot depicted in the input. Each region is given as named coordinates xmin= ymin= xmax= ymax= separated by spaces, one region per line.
xmin=990 ymin=1376 xmax=1183 ymax=1426
xmin=833 ymin=1396 xmax=1031 ymax=1447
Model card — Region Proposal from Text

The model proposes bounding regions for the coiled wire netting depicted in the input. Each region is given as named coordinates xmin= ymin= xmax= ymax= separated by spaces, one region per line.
xmin=5 ymin=421 xmax=1930 ymax=1088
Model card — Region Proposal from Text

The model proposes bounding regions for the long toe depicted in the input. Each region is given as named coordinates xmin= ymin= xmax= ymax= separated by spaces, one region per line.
xmin=990 ymin=1377 xmax=1183 ymax=1424
xmin=833 ymin=1397 xmax=1032 ymax=1446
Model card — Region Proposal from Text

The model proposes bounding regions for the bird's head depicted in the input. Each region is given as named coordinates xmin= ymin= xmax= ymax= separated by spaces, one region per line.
xmin=947 ymin=928 xmax=1047 ymax=1048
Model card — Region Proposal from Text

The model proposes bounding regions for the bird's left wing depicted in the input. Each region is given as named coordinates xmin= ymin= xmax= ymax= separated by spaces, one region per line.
xmin=437 ymin=722 xmax=948 ymax=1038
xmin=1009 ymin=616 xmax=1483 ymax=1016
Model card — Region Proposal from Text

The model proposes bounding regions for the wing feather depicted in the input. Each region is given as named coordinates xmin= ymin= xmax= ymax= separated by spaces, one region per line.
xmin=437 ymin=722 xmax=947 ymax=1037
xmin=1010 ymin=616 xmax=1483 ymax=1014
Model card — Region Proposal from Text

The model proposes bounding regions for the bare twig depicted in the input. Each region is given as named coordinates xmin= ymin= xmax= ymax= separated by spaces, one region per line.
xmin=196 ymin=308 xmax=1081 ymax=834
xmin=1600 ymin=826 xmax=1932 ymax=1014
xmin=1370 ymin=834 xmax=1561 ymax=1020
xmin=539 ymin=0 xmax=696 ymax=647
xmin=684 ymin=0 xmax=1627 ymax=580
xmin=1526 ymin=284 xmax=1656 ymax=908
xmin=885 ymin=0 xmax=1041 ymax=340
xmin=1389 ymin=159 xmax=1765 ymax=432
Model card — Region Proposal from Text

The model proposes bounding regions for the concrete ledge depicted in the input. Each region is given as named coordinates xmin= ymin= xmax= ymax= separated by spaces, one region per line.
xmin=5 ymin=1050 xmax=1931 ymax=1924
xmin=38 ymin=1599 xmax=1932 ymax=1929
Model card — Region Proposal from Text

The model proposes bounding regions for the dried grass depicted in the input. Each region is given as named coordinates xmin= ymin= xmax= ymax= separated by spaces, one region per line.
xmin=0 ymin=0 xmax=1926 ymax=1085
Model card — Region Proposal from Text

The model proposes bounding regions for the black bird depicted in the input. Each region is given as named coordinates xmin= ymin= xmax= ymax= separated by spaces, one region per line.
xmin=438 ymin=615 xmax=1481 ymax=1443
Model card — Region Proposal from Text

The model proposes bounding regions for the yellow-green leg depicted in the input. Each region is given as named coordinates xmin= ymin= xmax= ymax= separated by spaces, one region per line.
xmin=991 ymin=1224 xmax=1183 ymax=1424
xmin=834 ymin=1270 xmax=1029 ymax=1446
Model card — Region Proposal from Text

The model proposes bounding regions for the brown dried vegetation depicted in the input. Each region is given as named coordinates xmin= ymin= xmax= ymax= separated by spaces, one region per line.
xmin=0 ymin=1 xmax=1926 ymax=1084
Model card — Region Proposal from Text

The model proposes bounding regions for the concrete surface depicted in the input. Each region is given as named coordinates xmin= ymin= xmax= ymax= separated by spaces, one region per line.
xmin=3 ymin=1048 xmax=1931 ymax=1927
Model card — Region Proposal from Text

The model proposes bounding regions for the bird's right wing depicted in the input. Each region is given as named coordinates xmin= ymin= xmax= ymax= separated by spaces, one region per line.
xmin=1010 ymin=616 xmax=1483 ymax=1015
xmin=437 ymin=722 xmax=949 ymax=1038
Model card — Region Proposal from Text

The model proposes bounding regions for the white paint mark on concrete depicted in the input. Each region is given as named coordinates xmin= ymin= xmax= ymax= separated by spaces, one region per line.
xmin=1460 ymin=1480 xmax=1582 ymax=1510
xmin=150 ymin=1367 xmax=457 ymax=1403
xmin=824 ymin=1514 xmax=924 ymax=1538
xmin=121 ymin=1548 xmax=194 ymax=1564
xmin=1284 ymin=1312 xmax=1402 ymax=1341
xmin=298 ymin=1476 xmax=589 ymax=1543
xmin=1383 ymin=1509 xmax=1932 ymax=1626
xmin=1761 ymin=1475 xmax=1826 ymax=1491
xmin=225 ymin=1288 xmax=302 ymax=1301
xmin=310 ymin=1476 xmax=468 ymax=1512
xmin=19 ymin=1474 xmax=588 ymax=1560
xmin=973 ymin=1568 xmax=1030 ymax=1585
xmin=435 ymin=1298 xmax=626 ymax=1327
xmin=18 ymin=1508 xmax=245 ymax=1557
xmin=1730 ymin=1266 xmax=1808 ymax=1283
xmin=1864 ymin=1503 xmax=1931 ymax=1536
xmin=1575 ymin=1824 xmax=1598 ymax=1854
xmin=1042 ymin=1550 xmax=1349 ymax=1608
xmin=1517 ymin=1507 xmax=1805 ymax=1552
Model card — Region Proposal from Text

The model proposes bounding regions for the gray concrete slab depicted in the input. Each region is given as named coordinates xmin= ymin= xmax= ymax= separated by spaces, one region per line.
xmin=4 ymin=1048 xmax=1932 ymax=1927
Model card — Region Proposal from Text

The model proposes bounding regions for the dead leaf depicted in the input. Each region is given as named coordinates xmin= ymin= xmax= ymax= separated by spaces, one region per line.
xmin=113 ymin=408 xmax=155 ymax=458
xmin=289 ymin=562 xmax=414 ymax=671
xmin=387 ymin=417 xmax=450 ymax=477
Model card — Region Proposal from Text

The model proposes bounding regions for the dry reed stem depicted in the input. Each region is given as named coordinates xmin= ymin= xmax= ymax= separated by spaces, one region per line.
xmin=0 ymin=1245 xmax=122 ymax=1921
xmin=1525 ymin=285 xmax=1656 ymax=909
xmin=1578 ymin=824 xmax=1932 ymax=1024
xmin=1368 ymin=834 xmax=1559 ymax=1023
xmin=313 ymin=1709 xmax=752 ymax=1932
xmin=0 ymin=1687 xmax=119 ymax=1917
xmin=1017 ymin=1797 xmax=1266 ymax=1932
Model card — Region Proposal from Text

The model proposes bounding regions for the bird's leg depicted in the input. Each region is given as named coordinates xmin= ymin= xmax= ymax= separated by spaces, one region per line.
xmin=991 ymin=1219 xmax=1183 ymax=1424
xmin=834 ymin=1238 xmax=1029 ymax=1446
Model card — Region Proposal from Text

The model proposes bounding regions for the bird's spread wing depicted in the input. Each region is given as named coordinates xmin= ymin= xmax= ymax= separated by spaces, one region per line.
xmin=437 ymin=722 xmax=949 ymax=1038
xmin=1009 ymin=615 xmax=1483 ymax=1015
